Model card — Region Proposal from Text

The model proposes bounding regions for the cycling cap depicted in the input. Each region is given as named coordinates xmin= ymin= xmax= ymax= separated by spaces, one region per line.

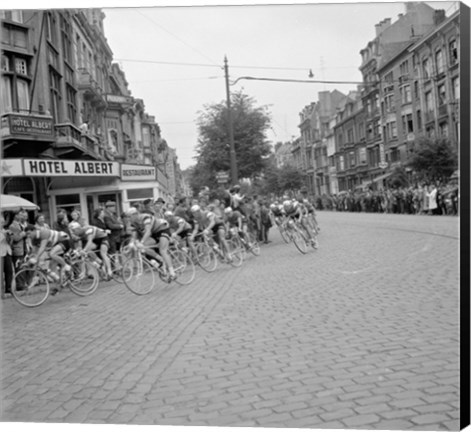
xmin=224 ymin=207 xmax=233 ymax=213
xmin=164 ymin=210 xmax=173 ymax=217
xmin=190 ymin=204 xmax=200 ymax=212
xmin=282 ymin=200 xmax=292 ymax=207
xmin=126 ymin=207 xmax=139 ymax=216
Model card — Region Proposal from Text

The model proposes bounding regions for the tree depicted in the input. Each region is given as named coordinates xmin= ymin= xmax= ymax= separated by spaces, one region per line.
xmin=387 ymin=166 xmax=409 ymax=189
xmin=257 ymin=161 xmax=305 ymax=197
xmin=407 ymin=137 xmax=458 ymax=183
xmin=192 ymin=91 xmax=272 ymax=188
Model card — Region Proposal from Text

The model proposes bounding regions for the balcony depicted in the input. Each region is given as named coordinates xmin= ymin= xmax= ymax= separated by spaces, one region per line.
xmin=424 ymin=110 xmax=435 ymax=123
xmin=438 ymin=104 xmax=448 ymax=118
xmin=77 ymin=69 xmax=107 ymax=108
xmin=54 ymin=123 xmax=105 ymax=159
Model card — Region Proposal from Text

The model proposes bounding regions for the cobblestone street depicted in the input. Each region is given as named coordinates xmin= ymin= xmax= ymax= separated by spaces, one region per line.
xmin=1 ymin=211 xmax=460 ymax=430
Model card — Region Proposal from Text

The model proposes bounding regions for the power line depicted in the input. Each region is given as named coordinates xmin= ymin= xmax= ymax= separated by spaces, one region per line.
xmin=135 ymin=10 xmax=221 ymax=68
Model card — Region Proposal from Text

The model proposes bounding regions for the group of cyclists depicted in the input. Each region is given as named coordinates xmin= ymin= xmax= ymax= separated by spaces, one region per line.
xmin=5 ymin=184 xmax=321 ymax=303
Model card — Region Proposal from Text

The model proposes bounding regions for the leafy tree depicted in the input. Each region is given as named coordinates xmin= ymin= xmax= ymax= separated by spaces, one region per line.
xmin=407 ymin=137 xmax=458 ymax=183
xmin=387 ymin=166 xmax=409 ymax=189
xmin=192 ymin=91 xmax=272 ymax=186
xmin=257 ymin=161 xmax=305 ymax=197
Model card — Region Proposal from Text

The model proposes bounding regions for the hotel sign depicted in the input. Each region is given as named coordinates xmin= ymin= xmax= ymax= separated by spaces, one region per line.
xmin=24 ymin=159 xmax=120 ymax=177
xmin=121 ymin=163 xmax=156 ymax=181
xmin=5 ymin=114 xmax=54 ymax=137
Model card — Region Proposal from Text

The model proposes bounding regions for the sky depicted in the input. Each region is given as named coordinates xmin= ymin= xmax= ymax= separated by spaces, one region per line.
xmin=9 ymin=1 xmax=462 ymax=170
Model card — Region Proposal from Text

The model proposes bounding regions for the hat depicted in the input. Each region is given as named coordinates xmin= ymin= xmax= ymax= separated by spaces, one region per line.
xmin=155 ymin=197 xmax=166 ymax=204
xmin=126 ymin=207 xmax=139 ymax=216
xmin=105 ymin=201 xmax=116 ymax=207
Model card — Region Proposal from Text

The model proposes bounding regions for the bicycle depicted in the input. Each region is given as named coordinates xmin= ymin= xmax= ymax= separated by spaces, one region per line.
xmin=11 ymin=252 xmax=99 ymax=307
xmin=227 ymin=227 xmax=260 ymax=258
xmin=282 ymin=219 xmax=310 ymax=254
xmin=202 ymin=231 xmax=243 ymax=268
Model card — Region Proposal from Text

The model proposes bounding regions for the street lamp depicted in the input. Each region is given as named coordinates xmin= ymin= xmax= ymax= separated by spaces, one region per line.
xmin=224 ymin=56 xmax=238 ymax=185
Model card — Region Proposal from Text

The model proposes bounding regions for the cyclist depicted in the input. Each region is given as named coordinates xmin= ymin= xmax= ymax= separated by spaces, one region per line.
xmin=303 ymin=198 xmax=320 ymax=233
xmin=69 ymin=221 xmax=113 ymax=280
xmin=269 ymin=202 xmax=285 ymax=226
xmin=25 ymin=224 xmax=72 ymax=281
xmin=190 ymin=204 xmax=232 ymax=261
xmin=126 ymin=207 xmax=176 ymax=280
xmin=164 ymin=210 xmax=198 ymax=258
xmin=224 ymin=207 xmax=251 ymax=247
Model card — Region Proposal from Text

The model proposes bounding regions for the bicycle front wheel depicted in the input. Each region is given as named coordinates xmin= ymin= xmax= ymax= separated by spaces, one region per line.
xmin=12 ymin=268 xmax=50 ymax=307
xmin=292 ymin=229 xmax=309 ymax=254
xmin=122 ymin=256 xmax=155 ymax=295
xmin=170 ymin=250 xmax=196 ymax=285
xmin=247 ymin=232 xmax=261 ymax=256
xmin=67 ymin=260 xmax=99 ymax=296
xmin=227 ymin=238 xmax=244 ymax=267
xmin=195 ymin=242 xmax=218 ymax=272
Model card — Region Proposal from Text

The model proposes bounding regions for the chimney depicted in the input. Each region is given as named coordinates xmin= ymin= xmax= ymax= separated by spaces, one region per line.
xmin=434 ymin=9 xmax=446 ymax=26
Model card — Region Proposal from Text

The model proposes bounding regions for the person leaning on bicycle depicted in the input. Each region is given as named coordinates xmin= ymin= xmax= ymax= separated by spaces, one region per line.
xmin=68 ymin=221 xmax=113 ymax=280
xmin=190 ymin=203 xmax=232 ymax=261
xmin=126 ymin=207 xmax=176 ymax=280
xmin=24 ymin=224 xmax=72 ymax=281
xmin=224 ymin=206 xmax=251 ymax=246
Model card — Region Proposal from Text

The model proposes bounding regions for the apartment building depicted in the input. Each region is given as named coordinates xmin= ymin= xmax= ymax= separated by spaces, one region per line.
xmin=1 ymin=9 xmax=172 ymax=222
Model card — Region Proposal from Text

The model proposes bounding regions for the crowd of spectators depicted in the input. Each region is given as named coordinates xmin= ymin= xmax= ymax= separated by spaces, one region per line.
xmin=310 ymin=182 xmax=459 ymax=216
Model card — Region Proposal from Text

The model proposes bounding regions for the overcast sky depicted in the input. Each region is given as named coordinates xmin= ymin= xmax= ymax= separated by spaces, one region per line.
xmin=12 ymin=1 xmax=461 ymax=169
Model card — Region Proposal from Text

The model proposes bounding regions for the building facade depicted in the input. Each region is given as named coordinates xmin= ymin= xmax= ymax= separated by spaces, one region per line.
xmin=1 ymin=9 xmax=176 ymax=223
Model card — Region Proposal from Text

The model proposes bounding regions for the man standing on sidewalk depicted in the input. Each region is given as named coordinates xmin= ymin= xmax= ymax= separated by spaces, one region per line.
xmin=104 ymin=201 xmax=124 ymax=256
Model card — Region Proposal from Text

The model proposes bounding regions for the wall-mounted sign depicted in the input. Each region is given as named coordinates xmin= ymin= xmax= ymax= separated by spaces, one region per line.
xmin=24 ymin=159 xmax=120 ymax=177
xmin=0 ymin=159 xmax=23 ymax=177
xmin=121 ymin=163 xmax=156 ymax=181
xmin=106 ymin=94 xmax=133 ymax=104
xmin=5 ymin=114 xmax=54 ymax=137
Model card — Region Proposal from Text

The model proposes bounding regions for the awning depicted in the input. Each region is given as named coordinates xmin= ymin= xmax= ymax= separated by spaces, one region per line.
xmin=372 ymin=172 xmax=393 ymax=183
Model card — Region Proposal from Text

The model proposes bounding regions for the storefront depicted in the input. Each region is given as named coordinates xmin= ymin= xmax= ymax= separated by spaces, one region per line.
xmin=1 ymin=158 xmax=166 ymax=224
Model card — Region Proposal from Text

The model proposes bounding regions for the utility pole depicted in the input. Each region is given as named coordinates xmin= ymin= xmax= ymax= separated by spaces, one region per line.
xmin=224 ymin=56 xmax=238 ymax=184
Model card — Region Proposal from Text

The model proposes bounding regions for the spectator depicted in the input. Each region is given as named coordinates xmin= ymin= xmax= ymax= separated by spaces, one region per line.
xmin=104 ymin=201 xmax=124 ymax=255
xmin=1 ymin=214 xmax=13 ymax=295
xmin=34 ymin=213 xmax=50 ymax=230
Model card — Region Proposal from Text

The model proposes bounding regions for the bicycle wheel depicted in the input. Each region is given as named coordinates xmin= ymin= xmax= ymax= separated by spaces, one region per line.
xmin=195 ymin=242 xmax=218 ymax=272
xmin=279 ymin=226 xmax=291 ymax=243
xmin=67 ymin=260 xmax=99 ymax=296
xmin=291 ymin=229 xmax=309 ymax=254
xmin=246 ymin=232 xmax=261 ymax=256
xmin=122 ymin=256 xmax=155 ymax=295
xmin=227 ymin=238 xmax=244 ymax=267
xmin=170 ymin=249 xmax=196 ymax=285
xmin=12 ymin=268 xmax=50 ymax=307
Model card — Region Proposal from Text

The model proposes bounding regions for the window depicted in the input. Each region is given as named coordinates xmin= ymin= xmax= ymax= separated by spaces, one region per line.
xmin=61 ymin=16 xmax=72 ymax=65
xmin=391 ymin=121 xmax=397 ymax=138
xmin=435 ymin=50 xmax=444 ymax=74
xmin=349 ymin=151 xmax=355 ymax=167
xmin=425 ymin=91 xmax=433 ymax=112
xmin=399 ymin=60 xmax=409 ymax=76
xmin=384 ymin=71 xmax=393 ymax=84
xmin=49 ymin=67 xmax=62 ymax=122
xmin=359 ymin=147 xmax=367 ymax=164
xmin=15 ymin=58 xmax=27 ymax=75
xmin=400 ymin=85 xmax=411 ymax=104
xmin=452 ymin=77 xmax=460 ymax=100
xmin=439 ymin=122 xmax=449 ymax=138
xmin=347 ymin=128 xmax=354 ymax=143
xmin=422 ymin=58 xmax=431 ymax=79
xmin=45 ymin=12 xmax=57 ymax=45
xmin=66 ymin=84 xmax=77 ymax=123
xmin=374 ymin=119 xmax=381 ymax=138
xmin=339 ymin=155 xmax=345 ymax=171
xmin=402 ymin=114 xmax=414 ymax=134
xmin=1 ymin=10 xmax=23 ymax=23
xmin=449 ymin=39 xmax=458 ymax=64
xmin=358 ymin=122 xmax=365 ymax=140
xmin=414 ymin=81 xmax=419 ymax=99
xmin=437 ymin=84 xmax=446 ymax=105
xmin=417 ymin=110 xmax=422 ymax=130
xmin=1 ymin=54 xmax=30 ymax=113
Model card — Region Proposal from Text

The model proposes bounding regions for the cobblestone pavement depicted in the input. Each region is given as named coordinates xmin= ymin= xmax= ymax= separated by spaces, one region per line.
xmin=1 ymin=212 xmax=460 ymax=430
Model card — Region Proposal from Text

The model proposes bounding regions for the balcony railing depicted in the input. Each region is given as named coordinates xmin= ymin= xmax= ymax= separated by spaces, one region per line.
xmin=55 ymin=123 xmax=105 ymax=158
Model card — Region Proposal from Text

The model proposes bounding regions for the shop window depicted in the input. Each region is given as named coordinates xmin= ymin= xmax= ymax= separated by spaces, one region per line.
xmin=55 ymin=194 xmax=80 ymax=216
xmin=127 ymin=188 xmax=153 ymax=201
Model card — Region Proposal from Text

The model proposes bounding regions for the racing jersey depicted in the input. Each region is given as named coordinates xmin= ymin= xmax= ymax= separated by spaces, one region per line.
xmin=166 ymin=215 xmax=191 ymax=232
xmin=32 ymin=227 xmax=70 ymax=247
xmin=193 ymin=210 xmax=223 ymax=231
xmin=82 ymin=225 xmax=108 ymax=241
xmin=226 ymin=210 xmax=245 ymax=227
xmin=271 ymin=205 xmax=284 ymax=218
xmin=284 ymin=201 xmax=301 ymax=217
xmin=131 ymin=214 xmax=169 ymax=237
